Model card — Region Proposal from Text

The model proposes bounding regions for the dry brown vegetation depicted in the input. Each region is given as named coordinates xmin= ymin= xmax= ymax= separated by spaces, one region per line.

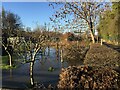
xmin=58 ymin=65 xmax=120 ymax=89
xmin=57 ymin=43 xmax=120 ymax=89
xmin=63 ymin=45 xmax=89 ymax=62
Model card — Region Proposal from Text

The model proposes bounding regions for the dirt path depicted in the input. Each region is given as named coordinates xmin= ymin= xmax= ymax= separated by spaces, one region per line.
xmin=103 ymin=42 xmax=120 ymax=53
xmin=84 ymin=43 xmax=120 ymax=69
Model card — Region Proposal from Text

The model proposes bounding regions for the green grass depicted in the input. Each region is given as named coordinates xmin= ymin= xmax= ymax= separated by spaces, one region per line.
xmin=0 ymin=64 xmax=17 ymax=69
xmin=0 ymin=55 xmax=18 ymax=69
xmin=1 ymin=55 xmax=19 ymax=64
xmin=2 ymin=55 xmax=9 ymax=64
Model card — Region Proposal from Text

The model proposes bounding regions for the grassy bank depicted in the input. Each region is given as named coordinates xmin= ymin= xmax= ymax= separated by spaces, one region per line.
xmin=0 ymin=55 xmax=18 ymax=69
xmin=2 ymin=55 xmax=9 ymax=64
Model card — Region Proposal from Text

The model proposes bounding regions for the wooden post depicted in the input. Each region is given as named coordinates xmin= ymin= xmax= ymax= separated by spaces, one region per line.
xmin=101 ymin=39 xmax=103 ymax=45
xmin=60 ymin=49 xmax=63 ymax=63
xmin=48 ymin=46 xmax=50 ymax=56
xmin=77 ymin=41 xmax=78 ymax=48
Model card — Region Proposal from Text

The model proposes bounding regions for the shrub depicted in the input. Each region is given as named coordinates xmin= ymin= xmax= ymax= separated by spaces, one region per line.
xmin=63 ymin=45 xmax=89 ymax=62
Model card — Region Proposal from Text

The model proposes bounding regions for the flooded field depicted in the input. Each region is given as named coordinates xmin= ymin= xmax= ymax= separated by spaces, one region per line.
xmin=2 ymin=47 xmax=83 ymax=88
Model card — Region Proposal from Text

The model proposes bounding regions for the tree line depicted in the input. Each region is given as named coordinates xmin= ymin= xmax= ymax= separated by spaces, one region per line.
xmin=97 ymin=2 xmax=120 ymax=44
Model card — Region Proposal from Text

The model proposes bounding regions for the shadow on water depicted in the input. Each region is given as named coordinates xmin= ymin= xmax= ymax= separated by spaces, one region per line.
xmin=2 ymin=47 xmax=83 ymax=89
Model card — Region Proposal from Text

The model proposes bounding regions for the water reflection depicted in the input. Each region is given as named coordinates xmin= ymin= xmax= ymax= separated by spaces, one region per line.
xmin=9 ymin=69 xmax=12 ymax=78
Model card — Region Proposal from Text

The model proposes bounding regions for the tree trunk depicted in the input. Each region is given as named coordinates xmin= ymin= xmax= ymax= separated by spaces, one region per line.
xmin=90 ymin=29 xmax=95 ymax=44
xmin=8 ymin=52 xmax=12 ymax=67
xmin=89 ymin=17 xmax=95 ymax=44
xmin=30 ymin=61 xmax=34 ymax=86
xmin=2 ymin=44 xmax=12 ymax=66
xmin=29 ymin=47 xmax=42 ymax=87
xmin=30 ymin=51 xmax=36 ymax=87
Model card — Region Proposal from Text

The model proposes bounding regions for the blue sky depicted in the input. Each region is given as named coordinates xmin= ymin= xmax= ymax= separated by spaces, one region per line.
xmin=2 ymin=2 xmax=55 ymax=29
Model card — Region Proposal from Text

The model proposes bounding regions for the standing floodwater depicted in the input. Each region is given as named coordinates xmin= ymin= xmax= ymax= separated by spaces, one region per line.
xmin=2 ymin=47 xmax=83 ymax=89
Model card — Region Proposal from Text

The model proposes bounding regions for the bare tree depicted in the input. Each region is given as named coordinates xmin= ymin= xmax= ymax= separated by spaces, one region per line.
xmin=49 ymin=1 xmax=110 ymax=43
xmin=17 ymin=27 xmax=48 ymax=86
xmin=31 ymin=31 xmax=48 ymax=86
